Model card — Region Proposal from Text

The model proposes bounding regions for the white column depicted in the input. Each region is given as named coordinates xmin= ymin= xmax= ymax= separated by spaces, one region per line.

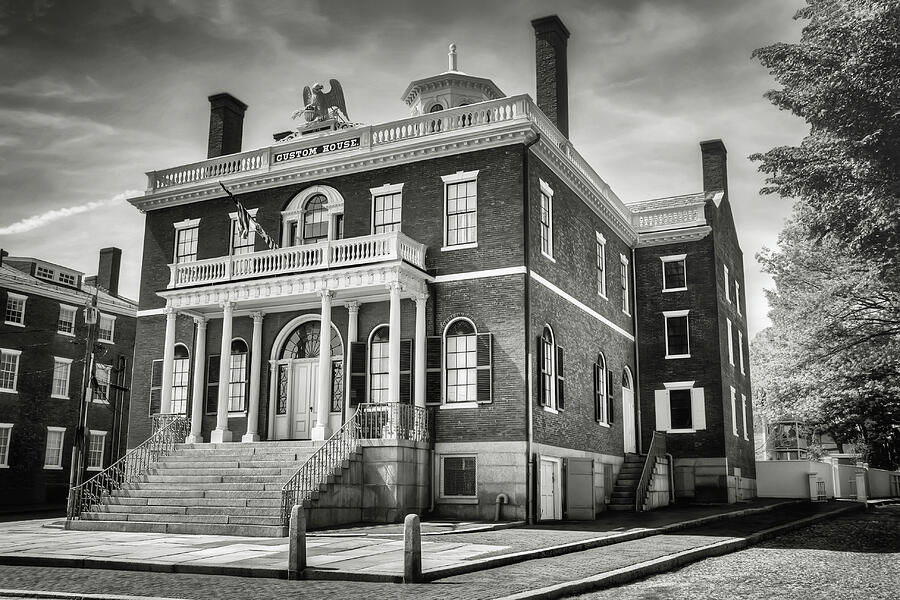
xmin=311 ymin=290 xmax=333 ymax=441
xmin=388 ymin=282 xmax=402 ymax=403
xmin=186 ymin=317 xmax=207 ymax=444
xmin=211 ymin=301 xmax=234 ymax=443
xmin=414 ymin=293 xmax=428 ymax=409
xmin=243 ymin=312 xmax=265 ymax=442
xmin=159 ymin=306 xmax=177 ymax=414
xmin=345 ymin=301 xmax=360 ymax=416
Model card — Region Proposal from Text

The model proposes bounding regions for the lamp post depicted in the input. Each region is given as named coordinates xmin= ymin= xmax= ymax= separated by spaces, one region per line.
xmin=66 ymin=295 xmax=98 ymax=518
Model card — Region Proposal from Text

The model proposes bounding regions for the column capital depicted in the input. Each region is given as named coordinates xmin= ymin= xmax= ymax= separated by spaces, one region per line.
xmin=193 ymin=315 xmax=208 ymax=327
xmin=250 ymin=311 xmax=265 ymax=323
xmin=345 ymin=300 xmax=361 ymax=314
xmin=164 ymin=306 xmax=178 ymax=317
xmin=220 ymin=300 xmax=235 ymax=312
xmin=318 ymin=289 xmax=335 ymax=300
xmin=386 ymin=281 xmax=403 ymax=293
xmin=414 ymin=292 xmax=429 ymax=305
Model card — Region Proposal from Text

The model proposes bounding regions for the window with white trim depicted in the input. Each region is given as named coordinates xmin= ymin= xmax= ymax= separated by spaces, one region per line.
xmin=58 ymin=304 xmax=77 ymax=336
xmin=735 ymin=281 xmax=741 ymax=315
xmin=173 ymin=219 xmax=200 ymax=264
xmin=445 ymin=319 xmax=477 ymax=403
xmin=229 ymin=207 xmax=258 ymax=255
xmin=0 ymin=424 xmax=11 ymax=468
xmin=663 ymin=310 xmax=690 ymax=359
xmin=171 ymin=344 xmax=190 ymax=415
xmin=661 ymin=254 xmax=687 ymax=291
xmin=727 ymin=318 xmax=734 ymax=366
xmin=730 ymin=386 xmax=739 ymax=436
xmin=442 ymin=170 xmax=479 ymax=249
xmin=98 ymin=314 xmax=115 ymax=343
xmin=654 ymin=382 xmax=706 ymax=432
xmin=371 ymin=183 xmax=403 ymax=234
xmin=51 ymin=357 xmax=73 ymax=399
xmin=441 ymin=455 xmax=477 ymax=498
xmin=301 ymin=195 xmax=329 ymax=244
xmin=742 ymin=394 xmax=750 ymax=441
xmin=35 ymin=265 xmax=54 ymax=280
xmin=58 ymin=272 xmax=77 ymax=287
xmin=738 ymin=330 xmax=745 ymax=374
xmin=4 ymin=293 xmax=26 ymax=326
xmin=228 ymin=339 xmax=249 ymax=412
xmin=87 ymin=430 xmax=106 ymax=471
xmin=44 ymin=427 xmax=65 ymax=469
xmin=620 ymin=255 xmax=630 ymax=315
xmin=539 ymin=179 xmax=554 ymax=259
xmin=0 ymin=348 xmax=21 ymax=393
xmin=593 ymin=352 xmax=608 ymax=424
xmin=538 ymin=325 xmax=564 ymax=411
xmin=93 ymin=363 xmax=111 ymax=403
xmin=368 ymin=326 xmax=389 ymax=403
xmin=596 ymin=233 xmax=607 ymax=297
xmin=723 ymin=264 xmax=731 ymax=302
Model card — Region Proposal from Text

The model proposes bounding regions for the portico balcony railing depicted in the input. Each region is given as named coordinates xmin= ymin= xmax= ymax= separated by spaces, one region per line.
xmin=168 ymin=231 xmax=427 ymax=288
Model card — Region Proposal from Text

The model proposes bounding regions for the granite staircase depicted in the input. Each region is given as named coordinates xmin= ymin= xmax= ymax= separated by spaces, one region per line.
xmin=67 ymin=441 xmax=321 ymax=536
xmin=608 ymin=453 xmax=644 ymax=511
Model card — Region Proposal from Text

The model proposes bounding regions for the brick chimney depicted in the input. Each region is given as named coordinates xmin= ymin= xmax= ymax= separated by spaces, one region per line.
xmin=97 ymin=247 xmax=121 ymax=297
xmin=700 ymin=139 xmax=728 ymax=195
xmin=532 ymin=15 xmax=570 ymax=138
xmin=207 ymin=93 xmax=248 ymax=158
xmin=0 ymin=249 xmax=7 ymax=267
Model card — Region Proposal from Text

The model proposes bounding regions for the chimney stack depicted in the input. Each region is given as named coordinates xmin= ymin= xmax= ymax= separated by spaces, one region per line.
xmin=532 ymin=15 xmax=570 ymax=138
xmin=97 ymin=247 xmax=122 ymax=297
xmin=0 ymin=249 xmax=7 ymax=267
xmin=700 ymin=139 xmax=728 ymax=195
xmin=207 ymin=93 xmax=248 ymax=158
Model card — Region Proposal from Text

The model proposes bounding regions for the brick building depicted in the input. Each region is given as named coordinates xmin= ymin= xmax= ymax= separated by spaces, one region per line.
xmin=0 ymin=248 xmax=137 ymax=508
xmin=82 ymin=15 xmax=754 ymax=533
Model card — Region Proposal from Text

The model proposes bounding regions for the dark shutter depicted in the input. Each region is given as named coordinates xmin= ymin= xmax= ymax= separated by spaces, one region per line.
xmin=425 ymin=335 xmax=442 ymax=404
xmin=476 ymin=332 xmax=492 ymax=403
xmin=537 ymin=336 xmax=547 ymax=406
xmin=205 ymin=355 xmax=220 ymax=414
xmin=399 ymin=339 xmax=413 ymax=404
xmin=607 ymin=370 xmax=615 ymax=424
xmin=348 ymin=341 xmax=367 ymax=406
xmin=148 ymin=359 xmax=163 ymax=416
xmin=556 ymin=346 xmax=565 ymax=410
xmin=593 ymin=363 xmax=600 ymax=422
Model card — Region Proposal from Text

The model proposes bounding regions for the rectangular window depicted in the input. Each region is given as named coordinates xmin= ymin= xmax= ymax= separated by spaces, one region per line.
xmin=204 ymin=355 xmax=220 ymax=415
xmin=228 ymin=352 xmax=248 ymax=412
xmin=655 ymin=383 xmax=706 ymax=432
xmin=172 ymin=353 xmax=190 ymax=415
xmin=742 ymin=394 xmax=750 ymax=441
xmin=369 ymin=339 xmax=389 ymax=403
xmin=44 ymin=427 xmax=65 ymax=469
xmin=4 ymin=293 xmax=26 ymax=326
xmin=669 ymin=389 xmax=693 ymax=430
xmin=738 ymin=330 xmax=745 ymax=374
xmin=539 ymin=179 xmax=553 ymax=259
xmin=442 ymin=171 xmax=479 ymax=249
xmin=371 ymin=183 xmax=403 ymax=234
xmin=731 ymin=387 xmax=739 ymax=436
xmin=58 ymin=272 xmax=77 ymax=287
xmin=58 ymin=305 xmax=77 ymax=335
xmin=87 ymin=430 xmax=106 ymax=471
xmin=620 ymin=255 xmax=630 ymax=315
xmin=94 ymin=364 xmax=111 ymax=403
xmin=0 ymin=424 xmax=11 ymax=468
xmin=727 ymin=318 xmax=734 ymax=366
xmin=661 ymin=254 xmax=687 ymax=291
xmin=442 ymin=455 xmax=476 ymax=497
xmin=596 ymin=233 xmax=607 ymax=297
xmin=0 ymin=348 xmax=21 ymax=393
xmin=98 ymin=314 xmax=115 ymax=343
xmin=663 ymin=311 xmax=690 ymax=358
xmin=724 ymin=264 xmax=731 ymax=302
xmin=51 ymin=357 xmax=72 ymax=399
xmin=35 ymin=265 xmax=54 ymax=280
xmin=445 ymin=333 xmax=477 ymax=403
xmin=230 ymin=216 xmax=256 ymax=255
xmin=175 ymin=223 xmax=199 ymax=263
xmin=735 ymin=281 xmax=741 ymax=315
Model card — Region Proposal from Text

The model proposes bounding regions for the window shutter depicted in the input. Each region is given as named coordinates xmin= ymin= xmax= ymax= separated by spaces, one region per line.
xmin=426 ymin=335 xmax=442 ymax=404
xmin=348 ymin=341 xmax=367 ymax=406
xmin=476 ymin=332 xmax=492 ymax=403
xmin=399 ymin=339 xmax=413 ymax=405
xmin=593 ymin=363 xmax=600 ymax=421
xmin=607 ymin=371 xmax=615 ymax=424
xmin=556 ymin=346 xmax=565 ymax=410
xmin=654 ymin=389 xmax=670 ymax=431
xmin=691 ymin=387 xmax=706 ymax=430
xmin=148 ymin=359 xmax=163 ymax=416
xmin=537 ymin=336 xmax=547 ymax=406
xmin=205 ymin=355 xmax=220 ymax=414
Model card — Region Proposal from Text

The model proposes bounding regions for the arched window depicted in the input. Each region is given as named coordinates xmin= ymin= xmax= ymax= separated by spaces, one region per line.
xmin=281 ymin=186 xmax=344 ymax=247
xmin=368 ymin=326 xmax=390 ymax=403
xmin=445 ymin=318 xmax=477 ymax=403
xmin=277 ymin=320 xmax=344 ymax=412
xmin=593 ymin=352 xmax=608 ymax=424
xmin=622 ymin=367 xmax=632 ymax=390
xmin=302 ymin=194 xmax=329 ymax=244
xmin=171 ymin=344 xmax=190 ymax=415
xmin=429 ymin=103 xmax=444 ymax=113
xmin=538 ymin=325 xmax=564 ymax=410
xmin=228 ymin=339 xmax=248 ymax=412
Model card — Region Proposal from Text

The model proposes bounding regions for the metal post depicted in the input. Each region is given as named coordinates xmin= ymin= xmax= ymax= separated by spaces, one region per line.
xmin=66 ymin=301 xmax=97 ymax=518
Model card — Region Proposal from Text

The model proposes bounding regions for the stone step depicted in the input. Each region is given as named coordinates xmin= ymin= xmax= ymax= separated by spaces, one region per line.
xmin=149 ymin=467 xmax=294 ymax=477
xmin=608 ymin=497 xmax=634 ymax=506
xmin=177 ymin=441 xmax=319 ymax=450
xmin=610 ymin=490 xmax=636 ymax=499
xmin=81 ymin=511 xmax=283 ymax=526
xmin=142 ymin=474 xmax=285 ymax=484
xmin=106 ymin=495 xmax=279 ymax=508
xmin=67 ymin=518 xmax=287 ymax=537
xmin=130 ymin=481 xmax=285 ymax=492
xmin=156 ymin=459 xmax=308 ymax=469
xmin=94 ymin=504 xmax=283 ymax=518
xmin=607 ymin=504 xmax=634 ymax=512
xmin=114 ymin=488 xmax=282 ymax=500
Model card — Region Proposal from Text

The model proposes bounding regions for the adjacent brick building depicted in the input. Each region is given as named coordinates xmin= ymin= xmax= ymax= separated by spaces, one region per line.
xmin=120 ymin=15 xmax=755 ymax=524
xmin=0 ymin=248 xmax=137 ymax=508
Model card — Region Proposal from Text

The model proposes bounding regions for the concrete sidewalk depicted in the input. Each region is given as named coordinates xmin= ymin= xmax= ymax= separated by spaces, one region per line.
xmin=0 ymin=499 xmax=819 ymax=582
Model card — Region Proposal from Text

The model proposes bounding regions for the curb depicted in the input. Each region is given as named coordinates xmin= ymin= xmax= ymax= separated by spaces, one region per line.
xmin=0 ymin=590 xmax=188 ymax=600
xmin=307 ymin=520 xmax=526 ymax=538
xmin=491 ymin=503 xmax=863 ymax=600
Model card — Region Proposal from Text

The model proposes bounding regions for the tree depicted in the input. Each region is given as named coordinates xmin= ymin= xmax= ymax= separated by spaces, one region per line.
xmin=751 ymin=0 xmax=900 ymax=469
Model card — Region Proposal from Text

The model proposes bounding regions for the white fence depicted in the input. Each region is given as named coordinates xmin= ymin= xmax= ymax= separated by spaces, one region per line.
xmin=757 ymin=459 xmax=899 ymax=500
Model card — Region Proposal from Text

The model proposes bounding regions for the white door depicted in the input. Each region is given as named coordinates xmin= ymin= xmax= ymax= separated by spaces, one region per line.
xmin=291 ymin=360 xmax=319 ymax=439
xmin=539 ymin=459 xmax=561 ymax=520
xmin=623 ymin=384 xmax=636 ymax=454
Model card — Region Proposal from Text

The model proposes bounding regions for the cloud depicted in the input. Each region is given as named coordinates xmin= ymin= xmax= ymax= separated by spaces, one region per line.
xmin=0 ymin=190 xmax=140 ymax=235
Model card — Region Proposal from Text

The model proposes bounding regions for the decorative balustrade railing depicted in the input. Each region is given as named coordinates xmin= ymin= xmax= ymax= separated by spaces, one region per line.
xmin=635 ymin=431 xmax=668 ymax=512
xmin=280 ymin=403 xmax=429 ymax=524
xmin=633 ymin=207 xmax=705 ymax=231
xmin=168 ymin=231 xmax=427 ymax=288
xmin=67 ymin=415 xmax=189 ymax=520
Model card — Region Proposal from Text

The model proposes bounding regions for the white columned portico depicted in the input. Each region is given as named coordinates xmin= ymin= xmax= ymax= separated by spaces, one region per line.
xmin=186 ymin=317 xmax=207 ymax=444
xmin=311 ymin=290 xmax=334 ymax=441
xmin=388 ymin=282 xmax=402 ymax=403
xmin=243 ymin=311 xmax=265 ymax=442
xmin=159 ymin=306 xmax=177 ymax=414
xmin=414 ymin=293 xmax=428 ymax=408
xmin=211 ymin=301 xmax=234 ymax=443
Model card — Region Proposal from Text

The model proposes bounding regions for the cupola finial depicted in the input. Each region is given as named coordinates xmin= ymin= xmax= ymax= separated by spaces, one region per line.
xmin=448 ymin=43 xmax=458 ymax=72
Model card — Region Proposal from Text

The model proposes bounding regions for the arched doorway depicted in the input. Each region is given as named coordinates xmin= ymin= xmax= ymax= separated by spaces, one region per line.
xmin=270 ymin=318 xmax=344 ymax=440
xmin=622 ymin=367 xmax=636 ymax=454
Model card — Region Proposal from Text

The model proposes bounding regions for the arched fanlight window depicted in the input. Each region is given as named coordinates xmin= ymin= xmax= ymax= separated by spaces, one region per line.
xmin=282 ymin=186 xmax=344 ymax=247
xmin=302 ymin=194 xmax=329 ymax=244
xmin=429 ymin=103 xmax=444 ymax=113
xmin=171 ymin=344 xmax=190 ymax=415
xmin=278 ymin=320 xmax=344 ymax=412
xmin=445 ymin=318 xmax=477 ymax=403
xmin=622 ymin=367 xmax=633 ymax=390
xmin=228 ymin=339 xmax=249 ymax=412
xmin=369 ymin=326 xmax=390 ymax=403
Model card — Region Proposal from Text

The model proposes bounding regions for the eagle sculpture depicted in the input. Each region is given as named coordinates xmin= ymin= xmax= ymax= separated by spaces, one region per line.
xmin=300 ymin=79 xmax=348 ymax=123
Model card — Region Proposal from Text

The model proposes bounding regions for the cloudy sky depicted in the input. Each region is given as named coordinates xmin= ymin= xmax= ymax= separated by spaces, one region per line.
xmin=0 ymin=0 xmax=807 ymax=337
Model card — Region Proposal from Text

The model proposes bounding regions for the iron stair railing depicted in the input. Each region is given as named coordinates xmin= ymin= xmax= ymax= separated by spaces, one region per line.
xmin=634 ymin=431 xmax=668 ymax=512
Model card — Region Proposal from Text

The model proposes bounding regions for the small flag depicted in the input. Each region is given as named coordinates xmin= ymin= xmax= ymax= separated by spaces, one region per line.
xmin=219 ymin=181 xmax=279 ymax=250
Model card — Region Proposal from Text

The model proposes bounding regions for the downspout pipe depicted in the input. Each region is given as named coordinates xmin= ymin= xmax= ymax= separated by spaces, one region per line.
xmin=665 ymin=452 xmax=675 ymax=505
xmin=523 ymin=132 xmax=541 ymax=525
xmin=495 ymin=493 xmax=509 ymax=521
xmin=631 ymin=247 xmax=641 ymax=453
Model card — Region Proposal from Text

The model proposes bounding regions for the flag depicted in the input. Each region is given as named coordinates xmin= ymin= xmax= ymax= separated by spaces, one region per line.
xmin=218 ymin=181 xmax=279 ymax=250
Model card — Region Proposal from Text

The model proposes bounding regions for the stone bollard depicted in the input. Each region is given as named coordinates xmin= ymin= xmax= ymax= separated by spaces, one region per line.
xmin=855 ymin=472 xmax=867 ymax=503
xmin=288 ymin=505 xmax=306 ymax=580
xmin=403 ymin=513 xmax=422 ymax=583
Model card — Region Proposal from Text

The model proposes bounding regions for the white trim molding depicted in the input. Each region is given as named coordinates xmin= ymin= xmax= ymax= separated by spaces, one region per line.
xmin=173 ymin=218 xmax=200 ymax=230
xmin=530 ymin=271 xmax=635 ymax=342
xmin=432 ymin=266 xmax=527 ymax=283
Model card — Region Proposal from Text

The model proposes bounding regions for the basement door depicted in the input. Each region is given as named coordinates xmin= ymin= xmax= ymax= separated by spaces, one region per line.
xmin=290 ymin=359 xmax=318 ymax=440
xmin=539 ymin=458 xmax=562 ymax=521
